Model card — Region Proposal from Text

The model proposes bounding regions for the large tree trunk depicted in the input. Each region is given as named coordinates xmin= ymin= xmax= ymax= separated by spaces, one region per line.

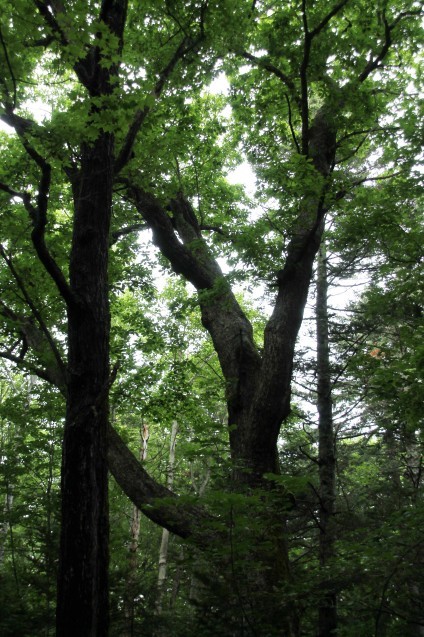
xmin=46 ymin=3 xmax=128 ymax=634
xmin=56 ymin=133 xmax=114 ymax=637
xmin=124 ymin=103 xmax=337 ymax=637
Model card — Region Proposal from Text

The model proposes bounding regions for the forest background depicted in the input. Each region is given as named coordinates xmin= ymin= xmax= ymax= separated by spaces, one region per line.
xmin=0 ymin=1 xmax=423 ymax=636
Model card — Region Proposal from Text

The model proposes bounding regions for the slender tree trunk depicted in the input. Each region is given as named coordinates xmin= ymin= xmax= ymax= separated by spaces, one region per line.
xmin=0 ymin=490 xmax=13 ymax=566
xmin=122 ymin=507 xmax=142 ymax=637
xmin=156 ymin=421 xmax=179 ymax=616
xmin=402 ymin=435 xmax=423 ymax=636
xmin=188 ymin=461 xmax=211 ymax=606
xmin=122 ymin=423 xmax=149 ymax=637
xmin=316 ymin=241 xmax=337 ymax=637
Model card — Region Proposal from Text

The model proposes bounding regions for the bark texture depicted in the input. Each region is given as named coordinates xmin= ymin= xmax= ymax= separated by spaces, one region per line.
xmin=47 ymin=4 xmax=128 ymax=635
xmin=57 ymin=132 xmax=114 ymax=637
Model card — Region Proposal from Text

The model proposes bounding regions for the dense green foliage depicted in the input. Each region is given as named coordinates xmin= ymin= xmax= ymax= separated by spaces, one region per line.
xmin=0 ymin=0 xmax=422 ymax=635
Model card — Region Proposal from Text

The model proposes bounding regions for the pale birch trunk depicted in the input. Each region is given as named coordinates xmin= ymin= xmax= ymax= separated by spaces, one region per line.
xmin=156 ymin=420 xmax=179 ymax=615
xmin=122 ymin=422 xmax=149 ymax=637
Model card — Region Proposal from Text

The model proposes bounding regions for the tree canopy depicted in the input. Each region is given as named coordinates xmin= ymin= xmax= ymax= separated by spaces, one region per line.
xmin=0 ymin=1 xmax=422 ymax=636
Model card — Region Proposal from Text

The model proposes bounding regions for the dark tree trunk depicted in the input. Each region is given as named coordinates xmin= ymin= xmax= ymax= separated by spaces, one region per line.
xmin=56 ymin=134 xmax=114 ymax=637
xmin=124 ymin=104 xmax=337 ymax=637
xmin=46 ymin=3 xmax=128 ymax=634
xmin=316 ymin=241 xmax=337 ymax=637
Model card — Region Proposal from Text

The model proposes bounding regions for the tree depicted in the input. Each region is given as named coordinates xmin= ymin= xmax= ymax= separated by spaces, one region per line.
xmin=0 ymin=1 xmax=422 ymax=635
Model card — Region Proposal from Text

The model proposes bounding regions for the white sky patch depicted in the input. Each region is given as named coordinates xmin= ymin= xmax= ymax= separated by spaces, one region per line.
xmin=227 ymin=161 xmax=257 ymax=196
xmin=208 ymin=72 xmax=230 ymax=95
xmin=22 ymin=99 xmax=51 ymax=123
xmin=0 ymin=119 xmax=13 ymax=134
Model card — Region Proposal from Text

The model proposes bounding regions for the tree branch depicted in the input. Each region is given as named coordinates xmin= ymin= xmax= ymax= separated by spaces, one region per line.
xmin=115 ymin=29 xmax=205 ymax=173
xmin=0 ymin=164 xmax=76 ymax=309
xmin=110 ymin=223 xmax=147 ymax=245
xmin=107 ymin=424 xmax=218 ymax=547
xmin=0 ymin=299 xmax=219 ymax=543
xmin=1 ymin=107 xmax=78 ymax=308
xmin=357 ymin=9 xmax=421 ymax=85
xmin=0 ymin=182 xmax=22 ymax=199
xmin=0 ymin=244 xmax=67 ymax=383
xmin=358 ymin=15 xmax=392 ymax=83
xmin=285 ymin=93 xmax=300 ymax=153
xmin=309 ymin=0 xmax=349 ymax=38
xmin=0 ymin=25 xmax=17 ymax=108
xmin=33 ymin=0 xmax=68 ymax=46
xmin=0 ymin=349 xmax=63 ymax=388
xmin=123 ymin=183 xmax=261 ymax=416
xmin=237 ymin=50 xmax=296 ymax=94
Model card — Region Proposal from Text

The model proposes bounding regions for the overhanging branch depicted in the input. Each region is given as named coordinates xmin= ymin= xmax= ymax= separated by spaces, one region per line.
xmin=0 ymin=244 xmax=67 ymax=383
xmin=115 ymin=26 xmax=206 ymax=173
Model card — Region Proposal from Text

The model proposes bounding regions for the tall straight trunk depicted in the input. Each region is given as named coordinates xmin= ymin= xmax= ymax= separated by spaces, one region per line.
xmin=122 ymin=423 xmax=149 ymax=637
xmin=156 ymin=420 xmax=179 ymax=616
xmin=56 ymin=134 xmax=114 ymax=637
xmin=316 ymin=240 xmax=337 ymax=637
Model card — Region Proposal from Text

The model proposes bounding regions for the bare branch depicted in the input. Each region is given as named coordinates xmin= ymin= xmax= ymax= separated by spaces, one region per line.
xmin=110 ymin=222 xmax=147 ymax=244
